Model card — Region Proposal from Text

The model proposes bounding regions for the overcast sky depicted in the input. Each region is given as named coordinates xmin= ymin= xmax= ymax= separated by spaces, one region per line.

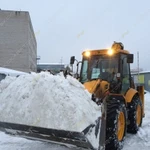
xmin=1 ymin=0 xmax=150 ymax=70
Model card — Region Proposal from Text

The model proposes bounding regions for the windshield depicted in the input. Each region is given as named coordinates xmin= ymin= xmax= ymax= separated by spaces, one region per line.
xmin=80 ymin=55 xmax=118 ymax=83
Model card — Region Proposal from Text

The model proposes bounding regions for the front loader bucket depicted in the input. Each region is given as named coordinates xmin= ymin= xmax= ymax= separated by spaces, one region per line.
xmin=0 ymin=100 xmax=106 ymax=150
xmin=0 ymin=121 xmax=95 ymax=149
xmin=0 ymin=102 xmax=107 ymax=150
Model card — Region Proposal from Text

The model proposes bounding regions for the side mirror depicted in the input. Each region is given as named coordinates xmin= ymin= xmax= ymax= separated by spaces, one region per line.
xmin=127 ymin=54 xmax=133 ymax=63
xmin=70 ymin=56 xmax=75 ymax=65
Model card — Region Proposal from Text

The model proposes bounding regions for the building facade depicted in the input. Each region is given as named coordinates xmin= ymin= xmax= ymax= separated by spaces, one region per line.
xmin=37 ymin=63 xmax=65 ymax=74
xmin=132 ymin=71 xmax=150 ymax=92
xmin=0 ymin=10 xmax=37 ymax=72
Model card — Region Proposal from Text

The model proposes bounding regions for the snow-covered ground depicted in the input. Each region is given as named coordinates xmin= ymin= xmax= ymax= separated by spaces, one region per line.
xmin=0 ymin=132 xmax=75 ymax=150
xmin=123 ymin=92 xmax=150 ymax=150
xmin=0 ymin=72 xmax=150 ymax=150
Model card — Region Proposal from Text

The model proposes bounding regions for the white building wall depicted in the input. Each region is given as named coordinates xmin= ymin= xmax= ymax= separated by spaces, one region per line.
xmin=0 ymin=10 xmax=37 ymax=72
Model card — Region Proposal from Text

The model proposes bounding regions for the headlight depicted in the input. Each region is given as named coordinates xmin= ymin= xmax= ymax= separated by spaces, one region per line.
xmin=84 ymin=51 xmax=90 ymax=57
xmin=107 ymin=49 xmax=113 ymax=55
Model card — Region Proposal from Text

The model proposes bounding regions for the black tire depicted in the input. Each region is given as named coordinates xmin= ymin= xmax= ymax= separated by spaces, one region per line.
xmin=106 ymin=98 xmax=127 ymax=150
xmin=127 ymin=95 xmax=142 ymax=134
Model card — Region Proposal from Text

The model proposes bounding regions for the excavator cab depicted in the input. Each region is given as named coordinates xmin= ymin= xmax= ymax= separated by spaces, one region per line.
xmin=79 ymin=43 xmax=134 ymax=96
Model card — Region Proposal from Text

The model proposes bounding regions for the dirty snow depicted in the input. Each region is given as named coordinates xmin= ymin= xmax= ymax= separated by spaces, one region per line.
xmin=0 ymin=72 xmax=101 ymax=132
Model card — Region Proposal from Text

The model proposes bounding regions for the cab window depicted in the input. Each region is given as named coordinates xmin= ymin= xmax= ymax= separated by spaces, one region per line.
xmin=121 ymin=54 xmax=130 ymax=94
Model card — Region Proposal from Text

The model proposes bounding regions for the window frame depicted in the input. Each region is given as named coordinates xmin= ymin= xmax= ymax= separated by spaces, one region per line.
xmin=120 ymin=53 xmax=132 ymax=94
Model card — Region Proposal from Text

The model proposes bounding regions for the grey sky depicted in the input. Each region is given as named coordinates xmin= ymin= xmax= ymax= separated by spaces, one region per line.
xmin=1 ymin=0 xmax=150 ymax=70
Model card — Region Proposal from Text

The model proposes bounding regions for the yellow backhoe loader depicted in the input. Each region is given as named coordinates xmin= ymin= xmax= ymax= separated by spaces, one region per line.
xmin=0 ymin=42 xmax=144 ymax=150
xmin=70 ymin=42 xmax=144 ymax=149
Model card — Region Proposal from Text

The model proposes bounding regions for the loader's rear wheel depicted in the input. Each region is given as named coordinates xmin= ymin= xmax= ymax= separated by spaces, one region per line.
xmin=106 ymin=98 xmax=127 ymax=150
xmin=127 ymin=96 xmax=142 ymax=134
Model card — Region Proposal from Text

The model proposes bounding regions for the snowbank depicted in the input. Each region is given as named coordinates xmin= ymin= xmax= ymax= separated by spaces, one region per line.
xmin=0 ymin=67 xmax=28 ymax=76
xmin=0 ymin=72 xmax=101 ymax=132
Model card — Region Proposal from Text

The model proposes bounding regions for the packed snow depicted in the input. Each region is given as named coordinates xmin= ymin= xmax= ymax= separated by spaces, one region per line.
xmin=0 ymin=72 xmax=101 ymax=132
xmin=0 ymin=72 xmax=150 ymax=150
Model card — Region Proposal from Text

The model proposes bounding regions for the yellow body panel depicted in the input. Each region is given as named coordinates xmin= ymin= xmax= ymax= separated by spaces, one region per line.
xmin=125 ymin=87 xmax=144 ymax=117
xmin=125 ymin=88 xmax=138 ymax=103
xmin=137 ymin=86 xmax=145 ymax=117
xmin=83 ymin=80 xmax=109 ymax=98
xmin=83 ymin=80 xmax=101 ymax=93
xmin=136 ymin=105 xmax=142 ymax=125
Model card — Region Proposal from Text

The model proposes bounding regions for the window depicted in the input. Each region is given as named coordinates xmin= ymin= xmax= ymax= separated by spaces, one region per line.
xmin=80 ymin=55 xmax=119 ymax=83
xmin=121 ymin=55 xmax=130 ymax=94
xmin=80 ymin=60 xmax=88 ymax=83
xmin=91 ymin=68 xmax=100 ymax=79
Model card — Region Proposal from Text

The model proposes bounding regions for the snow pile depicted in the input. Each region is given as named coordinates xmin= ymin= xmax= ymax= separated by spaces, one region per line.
xmin=0 ymin=76 xmax=16 ymax=93
xmin=0 ymin=72 xmax=101 ymax=132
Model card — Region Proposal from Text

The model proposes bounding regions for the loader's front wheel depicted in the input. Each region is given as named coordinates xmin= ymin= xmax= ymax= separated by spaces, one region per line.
xmin=127 ymin=95 xmax=142 ymax=134
xmin=106 ymin=98 xmax=127 ymax=150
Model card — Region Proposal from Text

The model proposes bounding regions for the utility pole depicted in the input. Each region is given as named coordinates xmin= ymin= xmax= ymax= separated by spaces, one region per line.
xmin=137 ymin=51 xmax=140 ymax=85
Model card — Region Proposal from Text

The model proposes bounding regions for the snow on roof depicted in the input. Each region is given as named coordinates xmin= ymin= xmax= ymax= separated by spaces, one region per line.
xmin=0 ymin=72 xmax=101 ymax=132
xmin=38 ymin=63 xmax=65 ymax=65
xmin=138 ymin=71 xmax=150 ymax=74
xmin=0 ymin=67 xmax=28 ymax=76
